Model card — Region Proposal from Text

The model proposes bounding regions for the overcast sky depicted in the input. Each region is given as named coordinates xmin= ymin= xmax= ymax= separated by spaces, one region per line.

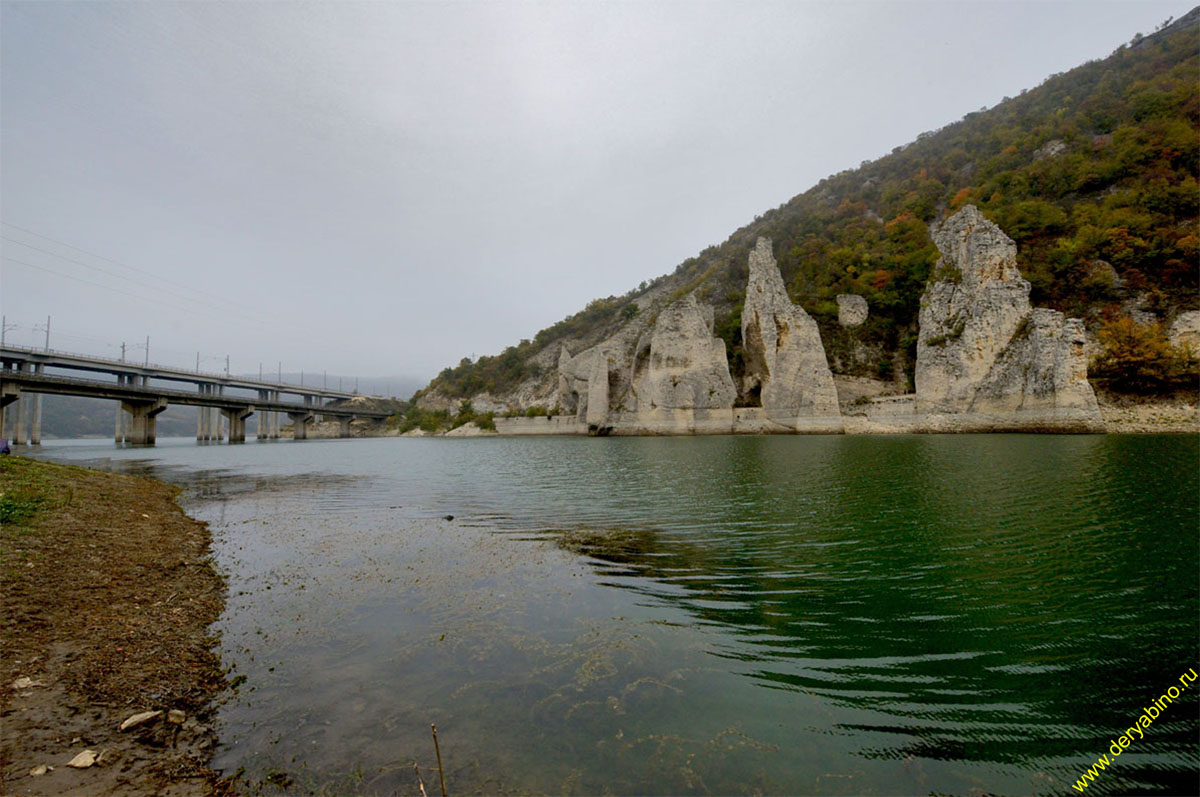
xmin=1 ymin=1 xmax=1191 ymax=383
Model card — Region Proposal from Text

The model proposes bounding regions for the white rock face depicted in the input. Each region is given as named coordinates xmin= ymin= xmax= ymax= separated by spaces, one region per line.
xmin=1169 ymin=310 xmax=1200 ymax=353
xmin=972 ymin=310 xmax=1098 ymax=413
xmin=917 ymin=205 xmax=1031 ymax=411
xmin=638 ymin=294 xmax=736 ymax=410
xmin=742 ymin=238 xmax=840 ymax=418
xmin=916 ymin=206 xmax=1100 ymax=427
xmin=837 ymin=294 xmax=868 ymax=327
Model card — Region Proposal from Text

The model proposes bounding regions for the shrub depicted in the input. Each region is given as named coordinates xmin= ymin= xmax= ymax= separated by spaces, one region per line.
xmin=1091 ymin=316 xmax=1198 ymax=393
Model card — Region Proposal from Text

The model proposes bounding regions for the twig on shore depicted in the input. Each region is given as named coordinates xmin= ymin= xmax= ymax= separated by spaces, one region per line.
xmin=413 ymin=762 xmax=428 ymax=797
xmin=432 ymin=724 xmax=447 ymax=797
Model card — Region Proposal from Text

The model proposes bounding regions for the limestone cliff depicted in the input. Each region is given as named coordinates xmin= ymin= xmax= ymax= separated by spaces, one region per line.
xmin=635 ymin=294 xmax=736 ymax=410
xmin=741 ymin=238 xmax=840 ymax=419
xmin=916 ymin=205 xmax=1101 ymax=427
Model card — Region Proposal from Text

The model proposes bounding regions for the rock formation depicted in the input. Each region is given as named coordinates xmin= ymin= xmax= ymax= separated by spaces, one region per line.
xmin=837 ymin=294 xmax=868 ymax=327
xmin=916 ymin=205 xmax=1101 ymax=428
xmin=741 ymin=238 xmax=840 ymax=419
xmin=637 ymin=294 xmax=736 ymax=410
xmin=557 ymin=344 xmax=616 ymax=429
xmin=1169 ymin=310 xmax=1200 ymax=353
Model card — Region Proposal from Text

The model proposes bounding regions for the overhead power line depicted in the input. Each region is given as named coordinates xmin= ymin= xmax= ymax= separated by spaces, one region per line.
xmin=2 ymin=255 xmax=217 ymax=317
xmin=0 ymin=221 xmax=287 ymax=323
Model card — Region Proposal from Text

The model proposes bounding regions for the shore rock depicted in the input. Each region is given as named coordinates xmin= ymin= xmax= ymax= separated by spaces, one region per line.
xmin=916 ymin=205 xmax=1101 ymax=428
xmin=66 ymin=750 xmax=98 ymax=769
xmin=742 ymin=238 xmax=840 ymax=419
xmin=119 ymin=710 xmax=162 ymax=731
xmin=837 ymin=294 xmax=869 ymax=327
xmin=638 ymin=294 xmax=736 ymax=410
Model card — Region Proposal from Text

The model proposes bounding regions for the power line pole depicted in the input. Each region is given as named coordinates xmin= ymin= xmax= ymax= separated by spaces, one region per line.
xmin=324 ymin=370 xmax=327 ymax=389
xmin=196 ymin=352 xmax=200 ymax=371
xmin=144 ymin=336 xmax=149 ymax=366
xmin=225 ymin=355 xmax=230 ymax=376
xmin=122 ymin=342 xmax=127 ymax=362
xmin=278 ymin=361 xmax=282 ymax=384
xmin=44 ymin=315 xmax=50 ymax=351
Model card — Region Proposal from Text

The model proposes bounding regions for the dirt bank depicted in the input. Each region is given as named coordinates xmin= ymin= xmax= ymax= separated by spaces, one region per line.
xmin=0 ymin=456 xmax=227 ymax=795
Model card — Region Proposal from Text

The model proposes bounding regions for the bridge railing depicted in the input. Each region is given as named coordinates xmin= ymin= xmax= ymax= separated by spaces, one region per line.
xmin=2 ymin=370 xmax=393 ymax=417
xmin=0 ymin=343 xmax=379 ymax=398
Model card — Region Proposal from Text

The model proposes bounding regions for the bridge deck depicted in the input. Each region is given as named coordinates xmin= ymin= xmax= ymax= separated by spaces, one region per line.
xmin=0 ymin=345 xmax=367 ymax=400
xmin=0 ymin=372 xmax=391 ymax=418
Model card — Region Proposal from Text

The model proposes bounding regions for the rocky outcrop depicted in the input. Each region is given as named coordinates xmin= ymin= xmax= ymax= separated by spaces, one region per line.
xmin=1169 ymin=311 xmax=1200 ymax=352
xmin=971 ymin=310 xmax=1098 ymax=414
xmin=637 ymin=294 xmax=736 ymax=410
xmin=837 ymin=294 xmax=868 ymax=327
xmin=556 ymin=344 xmax=615 ymax=428
xmin=916 ymin=205 xmax=1101 ymax=429
xmin=742 ymin=238 xmax=840 ymax=420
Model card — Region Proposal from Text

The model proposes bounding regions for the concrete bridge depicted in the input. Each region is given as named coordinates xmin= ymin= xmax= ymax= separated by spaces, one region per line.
xmin=0 ymin=345 xmax=392 ymax=445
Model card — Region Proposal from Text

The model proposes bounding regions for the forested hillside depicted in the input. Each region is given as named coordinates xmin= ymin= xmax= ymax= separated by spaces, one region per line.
xmin=422 ymin=10 xmax=1198 ymax=404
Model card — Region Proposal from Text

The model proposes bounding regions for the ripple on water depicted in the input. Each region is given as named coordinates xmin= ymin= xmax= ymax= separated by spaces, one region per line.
xmin=29 ymin=433 xmax=1200 ymax=795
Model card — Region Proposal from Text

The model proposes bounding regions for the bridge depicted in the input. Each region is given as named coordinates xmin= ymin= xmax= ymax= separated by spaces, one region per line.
xmin=0 ymin=345 xmax=392 ymax=445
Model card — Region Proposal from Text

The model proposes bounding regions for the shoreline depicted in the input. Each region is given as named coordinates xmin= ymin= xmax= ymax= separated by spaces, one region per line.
xmin=0 ymin=457 xmax=228 ymax=795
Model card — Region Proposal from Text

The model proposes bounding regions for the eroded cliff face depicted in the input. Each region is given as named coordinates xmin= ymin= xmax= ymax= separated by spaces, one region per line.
xmin=741 ymin=238 xmax=840 ymax=418
xmin=915 ymin=205 xmax=1100 ymax=427
xmin=635 ymin=294 xmax=736 ymax=411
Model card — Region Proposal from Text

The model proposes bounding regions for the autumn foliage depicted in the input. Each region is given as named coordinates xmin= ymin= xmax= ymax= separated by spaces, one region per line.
xmin=1091 ymin=317 xmax=1198 ymax=393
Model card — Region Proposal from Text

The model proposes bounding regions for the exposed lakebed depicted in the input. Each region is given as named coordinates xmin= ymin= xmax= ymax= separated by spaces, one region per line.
xmin=33 ymin=434 xmax=1199 ymax=795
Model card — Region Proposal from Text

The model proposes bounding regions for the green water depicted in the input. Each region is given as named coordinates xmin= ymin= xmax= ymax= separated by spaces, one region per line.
xmin=37 ymin=434 xmax=1199 ymax=795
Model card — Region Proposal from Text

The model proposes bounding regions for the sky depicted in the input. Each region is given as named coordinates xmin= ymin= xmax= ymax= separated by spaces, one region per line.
xmin=1 ymin=0 xmax=1192 ymax=385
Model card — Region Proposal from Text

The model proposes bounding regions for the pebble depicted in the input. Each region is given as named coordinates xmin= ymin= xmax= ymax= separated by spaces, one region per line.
xmin=66 ymin=750 xmax=97 ymax=768
xmin=11 ymin=676 xmax=41 ymax=689
xmin=167 ymin=709 xmax=186 ymax=724
xmin=29 ymin=764 xmax=51 ymax=776
xmin=119 ymin=710 xmax=163 ymax=731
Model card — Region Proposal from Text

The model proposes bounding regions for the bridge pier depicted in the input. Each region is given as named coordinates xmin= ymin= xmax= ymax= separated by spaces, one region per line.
xmin=30 ymin=394 xmax=42 ymax=445
xmin=120 ymin=398 xmax=168 ymax=445
xmin=196 ymin=384 xmax=207 ymax=441
xmin=11 ymin=395 xmax=25 ymax=446
xmin=29 ymin=366 xmax=42 ymax=445
xmin=8 ymin=364 xmax=30 ymax=445
xmin=338 ymin=416 xmax=352 ymax=438
xmin=257 ymin=391 xmax=271 ymax=440
xmin=222 ymin=406 xmax=254 ymax=444
xmin=115 ymin=375 xmax=135 ymax=443
xmin=1 ymin=381 xmax=19 ymax=443
xmin=288 ymin=410 xmax=313 ymax=440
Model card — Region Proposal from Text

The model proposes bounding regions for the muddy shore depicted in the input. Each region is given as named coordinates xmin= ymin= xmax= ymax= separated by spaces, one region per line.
xmin=0 ymin=456 xmax=228 ymax=795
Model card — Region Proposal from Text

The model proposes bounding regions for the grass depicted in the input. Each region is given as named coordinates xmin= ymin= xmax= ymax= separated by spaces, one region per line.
xmin=0 ymin=456 xmax=76 ymax=531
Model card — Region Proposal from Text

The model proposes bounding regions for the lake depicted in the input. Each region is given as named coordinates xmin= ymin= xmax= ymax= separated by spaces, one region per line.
xmin=32 ymin=434 xmax=1199 ymax=795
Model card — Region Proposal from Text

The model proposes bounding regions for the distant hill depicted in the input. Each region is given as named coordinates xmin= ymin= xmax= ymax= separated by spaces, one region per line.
xmin=418 ymin=9 xmax=1198 ymax=407
xmin=20 ymin=374 xmax=421 ymax=440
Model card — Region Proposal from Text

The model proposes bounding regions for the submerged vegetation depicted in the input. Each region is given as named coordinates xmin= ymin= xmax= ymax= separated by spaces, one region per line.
xmin=421 ymin=14 xmax=1198 ymax=401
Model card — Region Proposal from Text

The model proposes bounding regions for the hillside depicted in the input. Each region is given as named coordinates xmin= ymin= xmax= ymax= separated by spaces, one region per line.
xmin=415 ymin=10 xmax=1198 ymax=412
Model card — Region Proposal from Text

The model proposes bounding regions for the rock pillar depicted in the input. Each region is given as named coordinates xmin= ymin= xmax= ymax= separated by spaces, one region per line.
xmin=741 ymin=237 xmax=841 ymax=425
xmin=585 ymin=350 xmax=610 ymax=431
